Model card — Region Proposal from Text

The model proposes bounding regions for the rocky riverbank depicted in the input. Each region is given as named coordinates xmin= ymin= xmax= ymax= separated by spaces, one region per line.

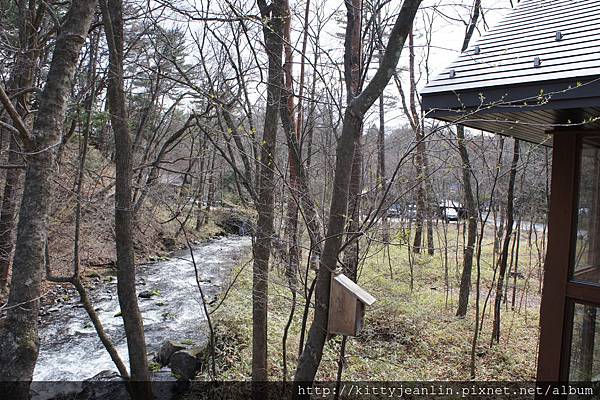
xmin=32 ymin=235 xmax=252 ymax=400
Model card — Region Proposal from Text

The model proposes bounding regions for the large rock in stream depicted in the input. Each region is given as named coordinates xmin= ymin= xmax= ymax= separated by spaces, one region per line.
xmin=156 ymin=340 xmax=207 ymax=381
xmin=169 ymin=348 xmax=205 ymax=380
xmin=49 ymin=369 xmax=184 ymax=400
xmin=216 ymin=214 xmax=255 ymax=236
xmin=156 ymin=340 xmax=187 ymax=366
xmin=77 ymin=370 xmax=128 ymax=400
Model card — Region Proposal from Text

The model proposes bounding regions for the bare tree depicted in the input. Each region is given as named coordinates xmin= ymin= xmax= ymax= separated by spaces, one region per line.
xmin=0 ymin=1 xmax=98 ymax=396
xmin=252 ymin=0 xmax=284 ymax=388
xmin=455 ymin=0 xmax=481 ymax=318
xmin=100 ymin=0 xmax=153 ymax=396
xmin=492 ymin=139 xmax=520 ymax=343
xmin=0 ymin=1 xmax=46 ymax=293
xmin=294 ymin=0 xmax=422 ymax=387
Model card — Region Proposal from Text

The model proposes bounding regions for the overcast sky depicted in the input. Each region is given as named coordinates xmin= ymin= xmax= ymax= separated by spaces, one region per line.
xmin=166 ymin=0 xmax=515 ymax=130
xmin=285 ymin=0 xmax=515 ymax=129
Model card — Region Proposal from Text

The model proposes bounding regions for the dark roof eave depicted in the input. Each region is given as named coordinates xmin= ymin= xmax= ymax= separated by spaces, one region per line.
xmin=426 ymin=112 xmax=554 ymax=145
xmin=422 ymin=75 xmax=600 ymax=113
xmin=422 ymin=76 xmax=600 ymax=144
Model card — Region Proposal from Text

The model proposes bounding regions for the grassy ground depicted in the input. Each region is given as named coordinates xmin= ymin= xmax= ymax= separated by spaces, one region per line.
xmin=204 ymin=220 xmax=543 ymax=381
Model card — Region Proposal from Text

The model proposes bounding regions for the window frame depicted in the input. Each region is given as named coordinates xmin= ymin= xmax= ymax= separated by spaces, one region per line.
xmin=537 ymin=131 xmax=600 ymax=381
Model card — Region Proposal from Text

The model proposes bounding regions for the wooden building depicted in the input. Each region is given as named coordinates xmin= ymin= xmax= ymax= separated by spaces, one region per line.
xmin=421 ymin=0 xmax=600 ymax=381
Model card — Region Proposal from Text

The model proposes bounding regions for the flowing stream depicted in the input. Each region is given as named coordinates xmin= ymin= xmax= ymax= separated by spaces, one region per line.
xmin=32 ymin=235 xmax=251 ymax=386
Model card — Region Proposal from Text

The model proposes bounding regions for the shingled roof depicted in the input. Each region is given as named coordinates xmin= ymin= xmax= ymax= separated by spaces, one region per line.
xmin=421 ymin=0 xmax=600 ymax=144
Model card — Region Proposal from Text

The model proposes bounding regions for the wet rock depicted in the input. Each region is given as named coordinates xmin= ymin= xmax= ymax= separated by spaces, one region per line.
xmin=78 ymin=370 xmax=128 ymax=400
xmin=161 ymin=237 xmax=177 ymax=250
xmin=156 ymin=340 xmax=186 ymax=366
xmin=139 ymin=289 xmax=160 ymax=299
xmin=216 ymin=215 xmax=255 ymax=236
xmin=86 ymin=370 xmax=123 ymax=381
xmin=169 ymin=348 xmax=204 ymax=380
xmin=152 ymin=370 xmax=189 ymax=400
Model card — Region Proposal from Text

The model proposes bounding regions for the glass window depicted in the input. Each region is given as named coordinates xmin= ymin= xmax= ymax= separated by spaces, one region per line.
xmin=569 ymin=303 xmax=600 ymax=381
xmin=572 ymin=139 xmax=600 ymax=284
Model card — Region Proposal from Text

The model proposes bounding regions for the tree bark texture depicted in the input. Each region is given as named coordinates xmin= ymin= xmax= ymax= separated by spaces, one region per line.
xmin=253 ymin=0 xmax=284 ymax=386
xmin=294 ymin=0 xmax=422 ymax=387
xmin=0 ymin=0 xmax=43 ymax=292
xmin=456 ymin=125 xmax=478 ymax=317
xmin=342 ymin=0 xmax=363 ymax=278
xmin=100 ymin=0 xmax=153 ymax=396
xmin=492 ymin=139 xmax=520 ymax=342
xmin=0 ymin=1 xmax=97 ymax=396
xmin=455 ymin=0 xmax=481 ymax=318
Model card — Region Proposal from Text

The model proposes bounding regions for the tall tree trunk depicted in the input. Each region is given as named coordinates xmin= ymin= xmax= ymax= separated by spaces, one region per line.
xmin=455 ymin=0 xmax=481 ymax=318
xmin=0 ymin=0 xmax=42 ymax=293
xmin=344 ymin=140 xmax=363 ymax=274
xmin=343 ymin=0 xmax=363 ymax=281
xmin=195 ymin=138 xmax=208 ymax=230
xmin=377 ymin=93 xmax=389 ymax=243
xmin=411 ymin=155 xmax=425 ymax=253
xmin=252 ymin=0 xmax=284 ymax=389
xmin=205 ymin=151 xmax=216 ymax=213
xmin=279 ymin=58 xmax=325 ymax=373
xmin=409 ymin=29 xmax=425 ymax=254
xmin=426 ymin=217 xmax=434 ymax=255
xmin=376 ymin=10 xmax=386 ymax=202
xmin=0 ymin=138 xmax=23 ymax=291
xmin=282 ymin=0 xmax=300 ymax=291
xmin=294 ymin=0 xmax=422 ymax=388
xmin=280 ymin=0 xmax=300 ymax=383
xmin=0 ymin=1 xmax=97 ymax=396
xmin=492 ymin=139 xmax=520 ymax=343
xmin=456 ymin=126 xmax=478 ymax=317
xmin=100 ymin=0 xmax=153 ymax=397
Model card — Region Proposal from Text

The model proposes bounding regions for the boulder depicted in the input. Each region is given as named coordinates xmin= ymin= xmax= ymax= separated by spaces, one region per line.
xmin=151 ymin=370 xmax=190 ymax=400
xmin=216 ymin=215 xmax=255 ymax=236
xmin=161 ymin=236 xmax=177 ymax=250
xmin=169 ymin=348 xmax=204 ymax=381
xmin=85 ymin=370 xmax=123 ymax=381
xmin=77 ymin=370 xmax=128 ymax=400
xmin=138 ymin=289 xmax=159 ymax=299
xmin=156 ymin=340 xmax=186 ymax=366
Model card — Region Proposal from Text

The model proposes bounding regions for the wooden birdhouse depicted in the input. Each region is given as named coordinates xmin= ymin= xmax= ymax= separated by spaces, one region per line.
xmin=327 ymin=272 xmax=376 ymax=336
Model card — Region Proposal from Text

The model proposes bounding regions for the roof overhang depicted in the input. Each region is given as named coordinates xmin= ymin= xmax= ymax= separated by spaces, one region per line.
xmin=422 ymin=76 xmax=600 ymax=145
xmin=421 ymin=0 xmax=600 ymax=145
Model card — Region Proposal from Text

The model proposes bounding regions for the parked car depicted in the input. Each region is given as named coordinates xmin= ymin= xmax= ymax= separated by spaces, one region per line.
xmin=439 ymin=200 xmax=462 ymax=221
xmin=403 ymin=204 xmax=417 ymax=219
xmin=386 ymin=203 xmax=402 ymax=218
xmin=442 ymin=206 xmax=459 ymax=221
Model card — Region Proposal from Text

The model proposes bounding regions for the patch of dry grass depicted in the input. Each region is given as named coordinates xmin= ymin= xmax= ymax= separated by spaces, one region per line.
xmin=206 ymin=222 xmax=542 ymax=382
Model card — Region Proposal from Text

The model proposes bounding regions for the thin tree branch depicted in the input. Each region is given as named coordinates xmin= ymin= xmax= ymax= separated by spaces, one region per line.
xmin=0 ymin=84 xmax=33 ymax=147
